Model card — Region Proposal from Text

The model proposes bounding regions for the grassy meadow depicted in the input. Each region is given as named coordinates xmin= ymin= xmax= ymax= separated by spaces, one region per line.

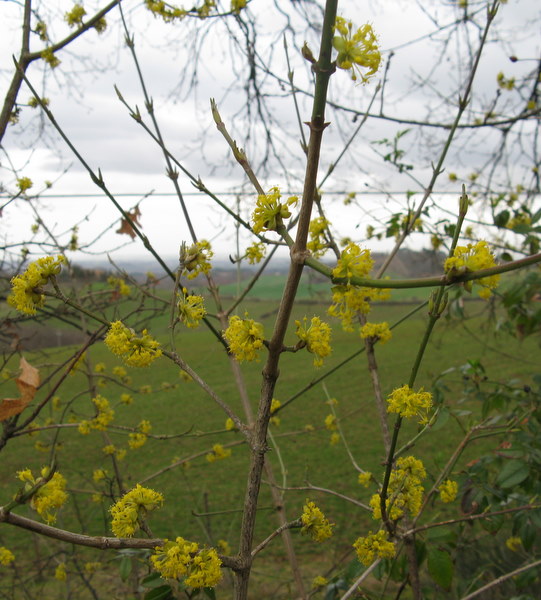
xmin=0 ymin=271 xmax=538 ymax=598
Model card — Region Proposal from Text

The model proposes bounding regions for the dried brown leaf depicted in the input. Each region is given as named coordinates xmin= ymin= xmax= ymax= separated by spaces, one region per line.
xmin=0 ymin=357 xmax=40 ymax=421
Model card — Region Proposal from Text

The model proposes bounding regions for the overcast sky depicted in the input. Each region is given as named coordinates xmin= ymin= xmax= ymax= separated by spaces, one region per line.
xmin=1 ymin=0 xmax=540 ymax=266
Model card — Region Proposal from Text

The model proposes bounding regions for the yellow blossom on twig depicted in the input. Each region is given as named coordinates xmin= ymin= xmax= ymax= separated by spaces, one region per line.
xmin=110 ymin=484 xmax=164 ymax=538
xmin=386 ymin=384 xmax=432 ymax=424
xmin=104 ymin=321 xmax=162 ymax=367
xmin=223 ymin=314 xmax=265 ymax=362
xmin=301 ymin=500 xmax=334 ymax=542
xmin=353 ymin=530 xmax=396 ymax=566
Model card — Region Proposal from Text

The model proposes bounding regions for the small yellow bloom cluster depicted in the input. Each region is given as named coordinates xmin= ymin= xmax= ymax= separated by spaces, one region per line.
xmin=270 ymin=397 xmax=281 ymax=426
xmin=64 ymin=4 xmax=86 ymax=27
xmin=328 ymin=284 xmax=390 ymax=332
xmin=110 ymin=484 xmax=164 ymax=538
xmin=0 ymin=547 xmax=15 ymax=566
xmin=216 ymin=539 xmax=230 ymax=555
xmin=360 ymin=321 xmax=392 ymax=344
xmin=353 ymin=530 xmax=396 ymax=566
xmin=93 ymin=468 xmax=108 ymax=483
xmin=151 ymin=537 xmax=222 ymax=587
xmin=324 ymin=414 xmax=337 ymax=431
xmin=223 ymin=314 xmax=265 ymax=362
xmin=17 ymin=467 xmax=68 ymax=524
xmin=295 ymin=316 xmax=332 ymax=367
xmin=358 ymin=472 xmax=372 ymax=487
xmin=333 ymin=17 xmax=381 ymax=83
xmin=332 ymin=242 xmax=374 ymax=282
xmin=225 ymin=417 xmax=236 ymax=431
xmin=444 ymin=241 xmax=499 ymax=299
xmin=120 ymin=393 xmax=134 ymax=405
xmin=145 ymin=0 xmax=187 ymax=22
xmin=78 ymin=395 xmax=114 ymax=434
xmin=102 ymin=444 xmax=126 ymax=460
xmin=301 ymin=500 xmax=334 ymax=542
xmin=177 ymin=289 xmax=206 ymax=328
xmin=8 ymin=255 xmax=65 ymax=314
xmin=505 ymin=536 xmax=522 ymax=552
xmin=438 ymin=479 xmax=458 ymax=503
xmin=55 ymin=562 xmax=67 ymax=581
xmin=231 ymin=0 xmax=247 ymax=13
xmin=180 ymin=240 xmax=213 ymax=280
xmin=497 ymin=71 xmax=515 ymax=90
xmin=41 ymin=47 xmax=60 ymax=68
xmin=307 ymin=216 xmax=330 ymax=257
xmin=107 ymin=276 xmax=131 ymax=297
xmin=245 ymin=241 xmax=266 ymax=264
xmin=386 ymin=384 xmax=433 ymax=424
xmin=84 ymin=562 xmax=102 ymax=574
xmin=129 ymin=420 xmax=152 ymax=450
xmin=104 ymin=321 xmax=162 ymax=367
xmin=312 ymin=575 xmax=328 ymax=588
xmin=370 ymin=456 xmax=426 ymax=521
xmin=252 ymin=187 xmax=298 ymax=234
xmin=36 ymin=21 xmax=48 ymax=41
xmin=17 ymin=177 xmax=33 ymax=192
xmin=206 ymin=443 xmax=232 ymax=463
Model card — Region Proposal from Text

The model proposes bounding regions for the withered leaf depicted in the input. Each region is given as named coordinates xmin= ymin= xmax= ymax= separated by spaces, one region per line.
xmin=116 ymin=206 xmax=142 ymax=239
xmin=0 ymin=357 xmax=40 ymax=421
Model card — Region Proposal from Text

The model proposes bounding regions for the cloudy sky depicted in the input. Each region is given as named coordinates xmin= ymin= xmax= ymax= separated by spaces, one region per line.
xmin=1 ymin=0 xmax=540 ymax=266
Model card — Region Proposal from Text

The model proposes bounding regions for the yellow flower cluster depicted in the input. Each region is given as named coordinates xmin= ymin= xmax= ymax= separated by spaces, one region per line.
xmin=505 ymin=536 xmax=522 ymax=552
xmin=333 ymin=17 xmax=381 ymax=82
xmin=64 ymin=4 xmax=86 ymax=27
xmin=178 ymin=289 xmax=206 ymax=328
xmin=387 ymin=384 xmax=432 ymax=424
xmin=180 ymin=240 xmax=213 ymax=280
xmin=55 ymin=562 xmax=67 ymax=581
xmin=444 ymin=240 xmax=499 ymax=299
xmin=17 ymin=177 xmax=33 ymax=192
xmin=245 ymin=241 xmax=266 ymax=264
xmin=8 ymin=255 xmax=65 ymax=314
xmin=438 ymin=479 xmax=458 ymax=503
xmin=307 ymin=216 xmax=330 ymax=257
xmin=252 ymin=187 xmax=298 ymax=234
xmin=312 ymin=575 xmax=328 ymax=588
xmin=332 ymin=242 xmax=374 ymax=282
xmin=145 ymin=0 xmax=187 ymax=22
xmin=110 ymin=484 xmax=164 ymax=538
xmin=17 ymin=467 xmax=68 ymax=524
xmin=270 ymin=397 xmax=281 ymax=426
xmin=41 ymin=47 xmax=60 ymax=68
xmin=328 ymin=284 xmax=390 ymax=331
xmin=107 ymin=276 xmax=131 ymax=297
xmin=129 ymin=420 xmax=152 ymax=450
xmin=104 ymin=321 xmax=162 ymax=367
xmin=370 ymin=456 xmax=426 ymax=521
xmin=102 ymin=444 xmax=126 ymax=460
xmin=78 ymin=395 xmax=115 ymax=434
xmin=0 ymin=547 xmax=15 ymax=566
xmin=301 ymin=500 xmax=334 ymax=542
xmin=360 ymin=321 xmax=392 ymax=344
xmin=353 ymin=530 xmax=396 ymax=566
xmin=324 ymin=414 xmax=337 ymax=431
xmin=358 ymin=472 xmax=372 ymax=487
xmin=231 ymin=0 xmax=247 ymax=13
xmin=295 ymin=316 xmax=332 ymax=367
xmin=223 ymin=314 xmax=265 ymax=362
xmin=93 ymin=468 xmax=108 ymax=483
xmin=206 ymin=443 xmax=232 ymax=463
xmin=497 ymin=71 xmax=515 ymax=90
xmin=151 ymin=537 xmax=222 ymax=587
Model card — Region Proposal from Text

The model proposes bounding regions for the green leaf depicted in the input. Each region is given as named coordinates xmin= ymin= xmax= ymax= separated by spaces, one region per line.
xmin=144 ymin=585 xmax=174 ymax=600
xmin=203 ymin=588 xmax=217 ymax=600
xmin=494 ymin=210 xmax=510 ymax=228
xmin=119 ymin=555 xmax=132 ymax=582
xmin=141 ymin=572 xmax=164 ymax=589
xmin=427 ymin=526 xmax=456 ymax=544
xmin=496 ymin=459 xmax=530 ymax=488
xmin=427 ymin=547 xmax=454 ymax=590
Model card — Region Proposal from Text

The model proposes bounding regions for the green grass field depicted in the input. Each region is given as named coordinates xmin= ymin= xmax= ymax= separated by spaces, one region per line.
xmin=0 ymin=272 xmax=538 ymax=598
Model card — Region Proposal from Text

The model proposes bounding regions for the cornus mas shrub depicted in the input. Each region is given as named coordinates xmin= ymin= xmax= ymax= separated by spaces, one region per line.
xmin=1 ymin=1 xmax=540 ymax=599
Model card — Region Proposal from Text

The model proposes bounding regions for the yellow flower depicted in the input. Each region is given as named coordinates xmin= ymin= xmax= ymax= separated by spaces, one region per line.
xmin=295 ymin=316 xmax=332 ymax=367
xmin=8 ymin=255 xmax=65 ymax=314
xmin=55 ymin=562 xmax=67 ymax=581
xmin=110 ymin=484 xmax=164 ymax=538
xmin=324 ymin=414 xmax=337 ymax=432
xmin=120 ymin=393 xmax=133 ymax=405
xmin=307 ymin=216 xmax=330 ymax=257
xmin=333 ymin=18 xmax=381 ymax=82
xmin=0 ymin=547 xmax=15 ymax=566
xmin=84 ymin=562 xmax=102 ymax=574
xmin=107 ymin=276 xmax=131 ymax=297
xmin=444 ymin=240 xmax=499 ymax=298
xmin=94 ymin=362 xmax=106 ymax=373
xmin=180 ymin=240 xmax=213 ymax=280
xmin=329 ymin=432 xmax=340 ymax=446
xmin=505 ymin=536 xmax=522 ymax=552
xmin=301 ymin=500 xmax=334 ymax=542
xmin=178 ymin=289 xmax=206 ymax=328
xmin=90 ymin=395 xmax=114 ymax=431
xmin=245 ymin=241 xmax=266 ymax=264
xmin=312 ymin=575 xmax=328 ymax=588
xmin=225 ymin=418 xmax=236 ymax=431
xmin=497 ymin=71 xmax=515 ymax=90
xmin=438 ymin=479 xmax=458 ymax=503
xmin=252 ymin=186 xmax=297 ymax=234
xmin=370 ymin=456 xmax=426 ymax=521
xmin=231 ymin=0 xmax=246 ymax=13
xmin=64 ymin=4 xmax=86 ymax=27
xmin=386 ymin=384 xmax=432 ymax=424
xmin=17 ymin=177 xmax=33 ymax=192
xmin=105 ymin=321 xmax=162 ymax=367
xmin=93 ymin=469 xmax=108 ymax=483
xmin=216 ymin=539 xmax=230 ymax=555
xmin=151 ymin=537 xmax=222 ymax=587
xmin=358 ymin=472 xmax=372 ymax=487
xmin=206 ymin=444 xmax=232 ymax=463
xmin=17 ymin=467 xmax=68 ymax=524
xmin=41 ymin=47 xmax=60 ymax=68
xmin=360 ymin=321 xmax=392 ymax=344
xmin=353 ymin=530 xmax=396 ymax=566
xmin=270 ymin=397 xmax=281 ymax=427
xmin=223 ymin=314 xmax=265 ymax=362
xmin=332 ymin=242 xmax=374 ymax=282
